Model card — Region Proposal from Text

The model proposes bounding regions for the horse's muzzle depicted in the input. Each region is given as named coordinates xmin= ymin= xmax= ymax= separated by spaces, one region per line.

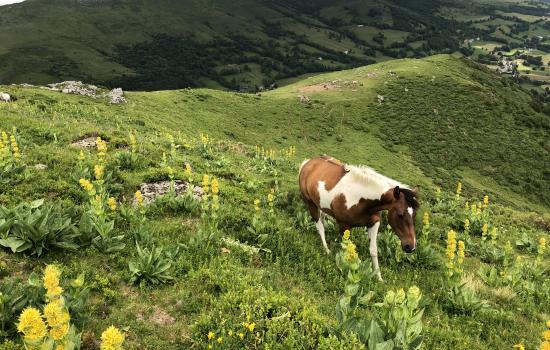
xmin=403 ymin=244 xmax=415 ymax=253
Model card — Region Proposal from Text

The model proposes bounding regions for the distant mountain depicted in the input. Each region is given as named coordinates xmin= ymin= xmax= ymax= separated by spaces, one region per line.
xmin=0 ymin=0 xmax=549 ymax=91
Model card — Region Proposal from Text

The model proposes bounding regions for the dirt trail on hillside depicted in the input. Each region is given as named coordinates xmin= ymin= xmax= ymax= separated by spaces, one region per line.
xmin=297 ymin=79 xmax=362 ymax=94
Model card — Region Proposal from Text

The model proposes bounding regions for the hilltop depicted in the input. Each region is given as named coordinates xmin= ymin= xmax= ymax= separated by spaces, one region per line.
xmin=1 ymin=0 xmax=549 ymax=91
xmin=0 ymin=55 xmax=549 ymax=350
xmin=2 ymin=55 xmax=549 ymax=211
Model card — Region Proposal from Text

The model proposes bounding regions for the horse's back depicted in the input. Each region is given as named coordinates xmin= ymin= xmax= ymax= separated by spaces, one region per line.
xmin=299 ymin=156 xmax=346 ymax=206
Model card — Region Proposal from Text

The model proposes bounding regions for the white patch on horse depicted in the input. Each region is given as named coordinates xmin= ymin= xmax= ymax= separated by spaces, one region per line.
xmin=317 ymin=165 xmax=407 ymax=210
xmin=407 ymin=207 xmax=413 ymax=216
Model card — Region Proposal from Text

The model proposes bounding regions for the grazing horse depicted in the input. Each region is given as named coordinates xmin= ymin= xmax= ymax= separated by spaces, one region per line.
xmin=299 ymin=155 xmax=419 ymax=280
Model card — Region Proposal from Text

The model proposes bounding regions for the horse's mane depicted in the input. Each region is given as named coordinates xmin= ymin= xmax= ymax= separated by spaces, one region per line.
xmin=344 ymin=164 xmax=419 ymax=208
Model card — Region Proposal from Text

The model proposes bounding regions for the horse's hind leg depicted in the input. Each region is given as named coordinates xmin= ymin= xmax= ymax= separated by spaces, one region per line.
xmin=316 ymin=212 xmax=330 ymax=254
xmin=304 ymin=201 xmax=330 ymax=254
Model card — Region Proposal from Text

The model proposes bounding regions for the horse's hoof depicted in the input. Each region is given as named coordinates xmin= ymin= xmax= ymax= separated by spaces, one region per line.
xmin=325 ymin=249 xmax=331 ymax=255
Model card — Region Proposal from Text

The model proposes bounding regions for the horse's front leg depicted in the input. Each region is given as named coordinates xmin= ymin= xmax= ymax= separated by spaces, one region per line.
xmin=367 ymin=221 xmax=382 ymax=281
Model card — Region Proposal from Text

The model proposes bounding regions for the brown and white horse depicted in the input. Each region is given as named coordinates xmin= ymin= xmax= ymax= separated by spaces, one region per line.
xmin=299 ymin=156 xmax=419 ymax=280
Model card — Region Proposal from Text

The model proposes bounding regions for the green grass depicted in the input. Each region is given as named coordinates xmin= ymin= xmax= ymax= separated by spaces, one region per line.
xmin=0 ymin=54 xmax=549 ymax=350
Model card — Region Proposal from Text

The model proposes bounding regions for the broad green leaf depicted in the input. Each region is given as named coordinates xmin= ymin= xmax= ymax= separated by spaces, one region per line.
xmin=0 ymin=237 xmax=27 ymax=252
xmin=368 ymin=319 xmax=385 ymax=350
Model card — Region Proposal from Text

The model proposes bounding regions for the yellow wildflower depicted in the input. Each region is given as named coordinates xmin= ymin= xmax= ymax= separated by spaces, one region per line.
xmin=457 ymin=240 xmax=465 ymax=265
xmin=407 ymin=286 xmax=421 ymax=301
xmin=483 ymin=195 xmax=489 ymax=207
xmin=344 ymin=240 xmax=359 ymax=262
xmin=10 ymin=135 xmax=20 ymax=161
xmin=44 ymin=300 xmax=70 ymax=327
xmin=238 ymin=332 xmax=244 ymax=340
xmin=135 ymin=191 xmax=144 ymax=207
xmin=50 ymin=322 xmax=69 ymax=340
xmin=217 ymin=337 xmax=223 ymax=343
xmin=455 ymin=181 xmax=462 ymax=199
xmin=464 ymin=219 xmax=470 ymax=231
xmin=541 ymin=342 xmax=550 ymax=350
xmin=267 ymin=193 xmax=274 ymax=203
xmin=96 ymin=137 xmax=107 ymax=158
xmin=43 ymin=265 xmax=63 ymax=298
xmin=465 ymin=201 xmax=469 ymax=209
xmin=228 ymin=330 xmax=233 ymax=337
xmin=202 ymin=175 xmax=210 ymax=194
xmin=247 ymin=323 xmax=255 ymax=332
xmin=538 ymin=237 xmax=547 ymax=257
xmin=79 ymin=178 xmax=95 ymax=195
xmin=446 ymin=230 xmax=457 ymax=272
xmin=545 ymin=329 xmax=550 ymax=341
xmin=343 ymin=229 xmax=351 ymax=240
xmin=1 ymin=131 xmax=8 ymax=146
xmin=107 ymin=197 xmax=117 ymax=211
xmin=129 ymin=132 xmax=137 ymax=153
xmin=78 ymin=150 xmax=85 ymax=162
xmin=211 ymin=178 xmax=219 ymax=195
xmin=100 ymin=326 xmax=125 ymax=350
xmin=395 ymin=288 xmax=406 ymax=304
xmin=422 ymin=212 xmax=429 ymax=229
xmin=56 ymin=345 xmax=65 ymax=350
xmin=546 ymin=320 xmax=550 ymax=328
xmin=384 ymin=290 xmax=396 ymax=304
xmin=94 ymin=165 xmax=104 ymax=180
xmin=184 ymin=163 xmax=192 ymax=179
xmin=254 ymin=199 xmax=260 ymax=212
xmin=513 ymin=345 xmax=525 ymax=350
xmin=17 ymin=307 xmax=47 ymax=341
xmin=207 ymin=331 xmax=214 ymax=340
xmin=482 ymin=223 xmax=488 ymax=236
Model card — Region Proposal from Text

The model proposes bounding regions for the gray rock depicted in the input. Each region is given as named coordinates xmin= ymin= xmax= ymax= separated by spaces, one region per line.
xmin=134 ymin=181 xmax=203 ymax=205
xmin=106 ymin=88 xmax=126 ymax=104
xmin=31 ymin=164 xmax=48 ymax=170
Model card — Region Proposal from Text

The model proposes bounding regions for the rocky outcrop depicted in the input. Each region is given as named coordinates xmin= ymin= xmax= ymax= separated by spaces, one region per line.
xmin=47 ymin=81 xmax=98 ymax=97
xmin=135 ymin=181 xmax=203 ymax=205
xmin=45 ymin=81 xmax=126 ymax=104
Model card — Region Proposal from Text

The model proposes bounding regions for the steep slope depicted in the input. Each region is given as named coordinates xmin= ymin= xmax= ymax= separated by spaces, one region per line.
xmin=1 ymin=55 xmax=549 ymax=211
xmin=0 ymin=55 xmax=549 ymax=350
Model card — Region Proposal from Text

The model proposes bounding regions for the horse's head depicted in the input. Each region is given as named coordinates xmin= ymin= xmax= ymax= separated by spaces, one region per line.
xmin=387 ymin=186 xmax=419 ymax=253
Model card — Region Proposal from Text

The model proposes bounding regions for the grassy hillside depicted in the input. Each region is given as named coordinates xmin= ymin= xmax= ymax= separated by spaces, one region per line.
xmin=0 ymin=55 xmax=549 ymax=349
xmin=1 ymin=0 xmax=549 ymax=91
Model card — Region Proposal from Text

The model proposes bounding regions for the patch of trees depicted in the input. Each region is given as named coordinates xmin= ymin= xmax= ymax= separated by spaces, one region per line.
xmin=521 ymin=54 xmax=543 ymax=66
xmin=105 ymin=33 xmax=375 ymax=91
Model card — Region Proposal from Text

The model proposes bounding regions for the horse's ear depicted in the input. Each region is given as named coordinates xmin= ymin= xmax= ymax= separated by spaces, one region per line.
xmin=393 ymin=186 xmax=401 ymax=200
xmin=412 ymin=187 xmax=419 ymax=195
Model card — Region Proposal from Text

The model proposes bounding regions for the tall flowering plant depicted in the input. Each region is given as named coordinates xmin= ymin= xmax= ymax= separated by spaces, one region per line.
xmin=78 ymin=137 xmax=124 ymax=253
xmin=17 ymin=265 xmax=82 ymax=350
xmin=0 ymin=128 xmax=26 ymax=184
xmin=335 ymin=230 xmax=424 ymax=349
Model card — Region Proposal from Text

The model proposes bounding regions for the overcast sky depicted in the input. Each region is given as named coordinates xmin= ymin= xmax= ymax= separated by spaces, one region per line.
xmin=0 ymin=0 xmax=26 ymax=5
